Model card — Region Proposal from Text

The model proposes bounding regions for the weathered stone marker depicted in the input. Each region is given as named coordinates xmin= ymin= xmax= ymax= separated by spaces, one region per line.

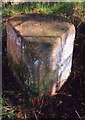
xmin=7 ymin=14 xmax=75 ymax=96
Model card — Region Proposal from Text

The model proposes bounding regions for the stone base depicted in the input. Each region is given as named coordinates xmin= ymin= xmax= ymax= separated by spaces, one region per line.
xmin=7 ymin=14 xmax=75 ymax=96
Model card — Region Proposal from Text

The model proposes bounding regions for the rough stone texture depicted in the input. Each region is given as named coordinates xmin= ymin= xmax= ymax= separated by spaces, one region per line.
xmin=7 ymin=14 xmax=75 ymax=96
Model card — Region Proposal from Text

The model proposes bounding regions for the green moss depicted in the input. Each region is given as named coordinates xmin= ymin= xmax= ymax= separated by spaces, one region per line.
xmin=2 ymin=2 xmax=85 ymax=27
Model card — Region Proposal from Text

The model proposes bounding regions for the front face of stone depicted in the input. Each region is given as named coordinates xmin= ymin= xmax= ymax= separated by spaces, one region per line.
xmin=7 ymin=14 xmax=75 ymax=96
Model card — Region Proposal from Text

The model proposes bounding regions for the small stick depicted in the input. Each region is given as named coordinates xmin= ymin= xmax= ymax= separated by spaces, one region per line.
xmin=33 ymin=110 xmax=38 ymax=120
xmin=56 ymin=101 xmax=62 ymax=107
xmin=75 ymin=110 xmax=81 ymax=120
xmin=57 ymin=92 xmax=72 ymax=97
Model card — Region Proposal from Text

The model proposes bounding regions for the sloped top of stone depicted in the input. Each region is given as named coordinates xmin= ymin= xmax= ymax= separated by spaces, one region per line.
xmin=8 ymin=14 xmax=73 ymax=43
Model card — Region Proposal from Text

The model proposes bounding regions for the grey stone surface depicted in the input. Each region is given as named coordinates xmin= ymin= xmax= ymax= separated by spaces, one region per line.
xmin=7 ymin=14 xmax=75 ymax=96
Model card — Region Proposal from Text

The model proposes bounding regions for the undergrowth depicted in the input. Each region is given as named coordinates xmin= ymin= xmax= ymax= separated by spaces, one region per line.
xmin=2 ymin=2 xmax=85 ymax=25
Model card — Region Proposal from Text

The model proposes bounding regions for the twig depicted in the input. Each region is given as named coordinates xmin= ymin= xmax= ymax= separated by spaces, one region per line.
xmin=57 ymin=92 xmax=72 ymax=97
xmin=77 ymin=22 xmax=82 ymax=28
xmin=75 ymin=110 xmax=81 ymax=120
xmin=56 ymin=101 xmax=62 ymax=107
xmin=33 ymin=110 xmax=38 ymax=120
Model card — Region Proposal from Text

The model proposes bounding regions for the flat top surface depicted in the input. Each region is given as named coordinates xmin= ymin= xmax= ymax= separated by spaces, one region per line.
xmin=8 ymin=14 xmax=73 ymax=44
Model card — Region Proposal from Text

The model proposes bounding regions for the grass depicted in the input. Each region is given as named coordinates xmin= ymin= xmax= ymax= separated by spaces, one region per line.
xmin=2 ymin=2 xmax=85 ymax=24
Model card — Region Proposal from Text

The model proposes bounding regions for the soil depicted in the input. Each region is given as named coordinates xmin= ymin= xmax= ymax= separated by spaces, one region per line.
xmin=2 ymin=23 xmax=85 ymax=119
